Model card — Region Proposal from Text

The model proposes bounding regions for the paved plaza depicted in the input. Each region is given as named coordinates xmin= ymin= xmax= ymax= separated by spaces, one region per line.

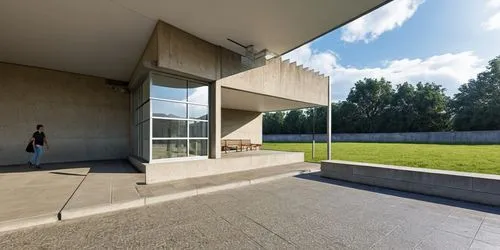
xmin=1 ymin=173 xmax=499 ymax=249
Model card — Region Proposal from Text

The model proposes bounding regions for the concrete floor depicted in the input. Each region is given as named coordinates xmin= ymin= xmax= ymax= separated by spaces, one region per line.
xmin=0 ymin=160 xmax=144 ymax=231
xmin=1 ymin=173 xmax=499 ymax=249
xmin=0 ymin=159 xmax=319 ymax=231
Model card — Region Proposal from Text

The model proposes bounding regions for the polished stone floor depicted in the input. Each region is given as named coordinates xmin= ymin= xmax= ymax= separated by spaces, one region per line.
xmin=1 ymin=173 xmax=499 ymax=249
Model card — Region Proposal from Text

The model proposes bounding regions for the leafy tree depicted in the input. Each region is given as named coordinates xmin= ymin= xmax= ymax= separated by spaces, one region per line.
xmin=283 ymin=109 xmax=306 ymax=134
xmin=304 ymin=106 xmax=327 ymax=134
xmin=262 ymin=111 xmax=285 ymax=134
xmin=385 ymin=82 xmax=416 ymax=132
xmin=346 ymin=78 xmax=393 ymax=132
xmin=450 ymin=56 xmax=500 ymax=131
xmin=335 ymin=101 xmax=362 ymax=133
xmin=412 ymin=82 xmax=451 ymax=132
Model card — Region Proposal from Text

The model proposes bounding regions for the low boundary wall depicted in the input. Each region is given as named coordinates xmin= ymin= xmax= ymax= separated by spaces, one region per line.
xmin=321 ymin=160 xmax=500 ymax=207
xmin=263 ymin=130 xmax=500 ymax=144
xmin=130 ymin=150 xmax=304 ymax=184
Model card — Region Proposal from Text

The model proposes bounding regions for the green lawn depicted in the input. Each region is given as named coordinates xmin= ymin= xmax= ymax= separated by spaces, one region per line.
xmin=262 ymin=142 xmax=500 ymax=175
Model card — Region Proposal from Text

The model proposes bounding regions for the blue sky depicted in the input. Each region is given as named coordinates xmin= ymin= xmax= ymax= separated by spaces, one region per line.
xmin=284 ymin=0 xmax=500 ymax=101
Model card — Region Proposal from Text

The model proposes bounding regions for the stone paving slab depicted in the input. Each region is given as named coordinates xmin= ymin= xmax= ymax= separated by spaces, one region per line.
xmin=1 ymin=159 xmax=320 ymax=230
xmin=0 ymin=164 xmax=90 ymax=232
xmin=59 ymin=161 xmax=144 ymax=220
xmin=60 ymin=162 xmax=320 ymax=220
xmin=2 ymin=173 xmax=500 ymax=249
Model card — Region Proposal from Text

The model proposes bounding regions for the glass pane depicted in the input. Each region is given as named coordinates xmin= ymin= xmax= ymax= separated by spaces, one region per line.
xmin=189 ymin=104 xmax=208 ymax=120
xmin=189 ymin=121 xmax=208 ymax=138
xmin=189 ymin=140 xmax=208 ymax=156
xmin=153 ymin=119 xmax=187 ymax=138
xmin=188 ymin=82 xmax=209 ymax=105
xmin=151 ymin=74 xmax=187 ymax=101
xmin=152 ymin=100 xmax=187 ymax=119
xmin=152 ymin=140 xmax=187 ymax=159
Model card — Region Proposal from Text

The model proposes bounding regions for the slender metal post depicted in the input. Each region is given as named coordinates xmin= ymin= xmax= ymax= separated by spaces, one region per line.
xmin=312 ymin=108 xmax=316 ymax=159
xmin=327 ymin=77 xmax=332 ymax=160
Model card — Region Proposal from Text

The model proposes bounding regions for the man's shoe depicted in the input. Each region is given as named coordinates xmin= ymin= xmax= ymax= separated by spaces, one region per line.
xmin=35 ymin=165 xmax=41 ymax=169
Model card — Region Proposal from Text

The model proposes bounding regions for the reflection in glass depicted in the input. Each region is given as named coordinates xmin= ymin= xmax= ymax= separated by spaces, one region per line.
xmin=151 ymin=100 xmax=187 ymax=118
xmin=189 ymin=104 xmax=208 ymax=120
xmin=153 ymin=119 xmax=187 ymax=138
xmin=151 ymin=74 xmax=187 ymax=101
xmin=189 ymin=140 xmax=208 ymax=156
xmin=152 ymin=140 xmax=187 ymax=159
xmin=188 ymin=82 xmax=209 ymax=105
xmin=189 ymin=121 xmax=208 ymax=138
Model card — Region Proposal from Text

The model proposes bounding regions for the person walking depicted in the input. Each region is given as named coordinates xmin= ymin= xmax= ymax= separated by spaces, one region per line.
xmin=29 ymin=124 xmax=49 ymax=169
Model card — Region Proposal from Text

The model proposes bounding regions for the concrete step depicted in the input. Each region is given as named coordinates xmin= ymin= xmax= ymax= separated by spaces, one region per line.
xmin=59 ymin=162 xmax=320 ymax=221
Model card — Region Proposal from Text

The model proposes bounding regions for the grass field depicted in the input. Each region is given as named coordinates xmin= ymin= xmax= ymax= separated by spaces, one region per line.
xmin=262 ymin=142 xmax=500 ymax=175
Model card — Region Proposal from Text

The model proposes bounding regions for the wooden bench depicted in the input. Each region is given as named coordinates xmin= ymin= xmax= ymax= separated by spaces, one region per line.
xmin=222 ymin=139 xmax=242 ymax=153
xmin=222 ymin=139 xmax=262 ymax=153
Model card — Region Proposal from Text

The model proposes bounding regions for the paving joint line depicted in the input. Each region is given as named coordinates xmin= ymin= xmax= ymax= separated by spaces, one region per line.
xmin=468 ymin=216 xmax=485 ymax=249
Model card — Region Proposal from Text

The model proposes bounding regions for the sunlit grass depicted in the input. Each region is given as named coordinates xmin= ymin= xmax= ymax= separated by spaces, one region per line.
xmin=262 ymin=142 xmax=500 ymax=175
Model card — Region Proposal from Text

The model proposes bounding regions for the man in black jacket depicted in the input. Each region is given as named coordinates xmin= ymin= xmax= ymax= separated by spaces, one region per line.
xmin=29 ymin=124 xmax=49 ymax=169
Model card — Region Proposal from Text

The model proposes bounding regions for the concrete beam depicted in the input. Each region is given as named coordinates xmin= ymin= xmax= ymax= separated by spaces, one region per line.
xmin=218 ymin=57 xmax=329 ymax=106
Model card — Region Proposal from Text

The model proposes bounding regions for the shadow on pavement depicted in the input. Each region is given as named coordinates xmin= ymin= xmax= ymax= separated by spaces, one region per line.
xmin=295 ymin=172 xmax=500 ymax=215
xmin=0 ymin=160 xmax=139 ymax=174
xmin=49 ymin=172 xmax=87 ymax=177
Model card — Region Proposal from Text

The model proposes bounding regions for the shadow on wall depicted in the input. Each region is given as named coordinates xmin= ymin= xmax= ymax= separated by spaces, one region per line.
xmin=221 ymin=109 xmax=262 ymax=141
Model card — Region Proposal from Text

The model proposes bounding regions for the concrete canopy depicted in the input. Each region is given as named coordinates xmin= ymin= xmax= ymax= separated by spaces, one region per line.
xmin=221 ymin=87 xmax=321 ymax=112
xmin=0 ymin=0 xmax=389 ymax=82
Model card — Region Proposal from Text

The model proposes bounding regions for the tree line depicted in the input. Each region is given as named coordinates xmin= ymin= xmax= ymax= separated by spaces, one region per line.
xmin=263 ymin=55 xmax=500 ymax=134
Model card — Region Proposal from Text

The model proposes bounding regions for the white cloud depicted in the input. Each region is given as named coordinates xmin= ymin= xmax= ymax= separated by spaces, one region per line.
xmin=283 ymin=44 xmax=485 ymax=101
xmin=341 ymin=0 xmax=425 ymax=43
xmin=483 ymin=12 xmax=500 ymax=30
xmin=486 ymin=0 xmax=500 ymax=9
xmin=483 ymin=0 xmax=500 ymax=30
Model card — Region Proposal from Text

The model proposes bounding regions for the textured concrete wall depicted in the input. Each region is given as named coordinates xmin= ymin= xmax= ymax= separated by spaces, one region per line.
xmin=264 ymin=131 xmax=500 ymax=144
xmin=154 ymin=21 xmax=247 ymax=81
xmin=217 ymin=58 xmax=329 ymax=106
xmin=321 ymin=160 xmax=500 ymax=207
xmin=157 ymin=22 xmax=218 ymax=80
xmin=0 ymin=63 xmax=129 ymax=166
xmin=221 ymin=109 xmax=262 ymax=144
xmin=220 ymin=47 xmax=247 ymax=78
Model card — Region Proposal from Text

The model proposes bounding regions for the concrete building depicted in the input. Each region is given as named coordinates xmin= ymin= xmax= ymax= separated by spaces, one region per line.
xmin=0 ymin=0 xmax=390 ymax=183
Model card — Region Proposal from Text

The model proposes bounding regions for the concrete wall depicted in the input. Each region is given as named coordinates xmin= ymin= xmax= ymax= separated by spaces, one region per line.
xmin=264 ymin=131 xmax=500 ymax=144
xmin=217 ymin=58 xmax=329 ymax=106
xmin=321 ymin=160 xmax=500 ymax=207
xmin=157 ymin=22 xmax=219 ymax=80
xmin=221 ymin=109 xmax=262 ymax=144
xmin=0 ymin=63 xmax=129 ymax=166
xmin=143 ymin=21 xmax=248 ymax=82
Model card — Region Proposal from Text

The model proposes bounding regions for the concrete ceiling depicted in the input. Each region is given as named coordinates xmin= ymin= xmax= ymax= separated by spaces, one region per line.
xmin=221 ymin=87 xmax=320 ymax=112
xmin=0 ymin=0 xmax=389 ymax=81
